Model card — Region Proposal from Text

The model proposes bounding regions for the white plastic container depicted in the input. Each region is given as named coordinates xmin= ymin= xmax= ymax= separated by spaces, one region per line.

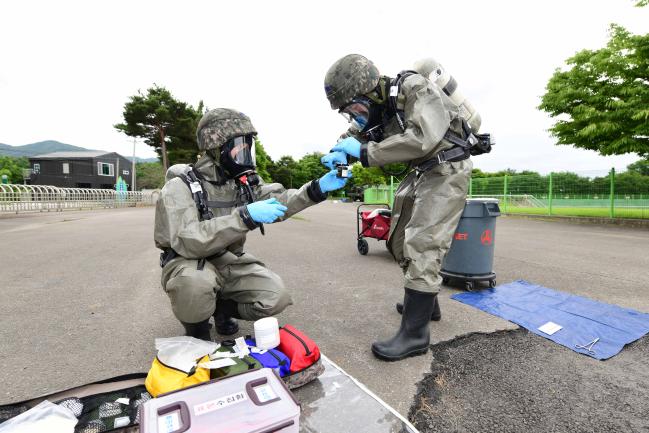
xmin=254 ymin=317 xmax=280 ymax=350
xmin=140 ymin=368 xmax=299 ymax=433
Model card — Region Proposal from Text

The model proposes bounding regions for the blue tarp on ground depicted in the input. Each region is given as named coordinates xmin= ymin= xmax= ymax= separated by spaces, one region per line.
xmin=451 ymin=280 xmax=649 ymax=360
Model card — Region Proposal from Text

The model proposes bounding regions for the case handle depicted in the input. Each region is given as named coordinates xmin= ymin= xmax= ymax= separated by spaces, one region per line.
xmin=245 ymin=377 xmax=280 ymax=406
xmin=156 ymin=401 xmax=191 ymax=433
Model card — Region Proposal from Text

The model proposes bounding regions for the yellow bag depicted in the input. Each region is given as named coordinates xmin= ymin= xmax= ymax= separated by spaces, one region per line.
xmin=145 ymin=354 xmax=211 ymax=397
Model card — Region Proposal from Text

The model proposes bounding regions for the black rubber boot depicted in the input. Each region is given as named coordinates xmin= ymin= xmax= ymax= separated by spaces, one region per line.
xmin=181 ymin=319 xmax=212 ymax=341
xmin=372 ymin=288 xmax=435 ymax=361
xmin=213 ymin=299 xmax=240 ymax=336
xmin=396 ymin=293 xmax=441 ymax=321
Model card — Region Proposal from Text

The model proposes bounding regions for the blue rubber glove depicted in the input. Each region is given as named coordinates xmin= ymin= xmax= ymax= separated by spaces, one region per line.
xmin=318 ymin=169 xmax=351 ymax=193
xmin=321 ymin=151 xmax=348 ymax=170
xmin=331 ymin=136 xmax=361 ymax=159
xmin=246 ymin=198 xmax=288 ymax=224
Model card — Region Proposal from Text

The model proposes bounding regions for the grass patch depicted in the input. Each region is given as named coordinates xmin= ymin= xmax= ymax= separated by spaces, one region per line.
xmin=505 ymin=206 xmax=649 ymax=219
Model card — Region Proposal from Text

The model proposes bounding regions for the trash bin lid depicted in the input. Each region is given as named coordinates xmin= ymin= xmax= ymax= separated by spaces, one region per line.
xmin=462 ymin=198 xmax=501 ymax=218
xmin=467 ymin=198 xmax=499 ymax=203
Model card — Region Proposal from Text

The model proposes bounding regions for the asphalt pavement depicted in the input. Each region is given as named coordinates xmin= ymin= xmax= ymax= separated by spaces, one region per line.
xmin=1 ymin=202 xmax=648 ymax=421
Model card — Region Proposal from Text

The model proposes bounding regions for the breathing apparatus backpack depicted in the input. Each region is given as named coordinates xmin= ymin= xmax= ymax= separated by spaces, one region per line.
xmin=388 ymin=68 xmax=493 ymax=159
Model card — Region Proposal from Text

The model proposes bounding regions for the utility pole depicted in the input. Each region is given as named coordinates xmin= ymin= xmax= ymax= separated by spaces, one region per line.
xmin=132 ymin=138 xmax=137 ymax=191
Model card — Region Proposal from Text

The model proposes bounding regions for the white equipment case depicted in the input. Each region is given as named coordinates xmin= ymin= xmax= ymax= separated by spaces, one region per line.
xmin=140 ymin=368 xmax=300 ymax=433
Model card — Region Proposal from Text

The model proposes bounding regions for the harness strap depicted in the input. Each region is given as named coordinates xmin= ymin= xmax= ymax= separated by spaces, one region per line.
xmin=159 ymin=248 xmax=178 ymax=268
xmin=388 ymin=70 xmax=418 ymax=132
xmin=415 ymin=144 xmax=470 ymax=174
xmin=181 ymin=166 xmax=214 ymax=221
xmin=207 ymin=200 xmax=237 ymax=209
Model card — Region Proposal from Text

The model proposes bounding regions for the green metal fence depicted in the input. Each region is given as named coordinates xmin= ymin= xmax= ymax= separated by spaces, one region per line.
xmin=364 ymin=169 xmax=649 ymax=220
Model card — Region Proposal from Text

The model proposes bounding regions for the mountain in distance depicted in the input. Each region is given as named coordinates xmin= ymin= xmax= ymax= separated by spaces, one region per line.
xmin=0 ymin=140 xmax=93 ymax=157
xmin=0 ymin=140 xmax=158 ymax=163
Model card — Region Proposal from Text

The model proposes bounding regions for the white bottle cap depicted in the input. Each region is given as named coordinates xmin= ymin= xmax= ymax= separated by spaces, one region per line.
xmin=253 ymin=317 xmax=280 ymax=350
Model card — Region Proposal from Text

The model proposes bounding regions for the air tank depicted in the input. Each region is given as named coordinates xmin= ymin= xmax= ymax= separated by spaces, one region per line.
xmin=413 ymin=58 xmax=482 ymax=132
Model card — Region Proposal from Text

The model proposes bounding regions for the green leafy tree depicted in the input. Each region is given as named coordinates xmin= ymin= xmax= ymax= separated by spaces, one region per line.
xmin=350 ymin=164 xmax=388 ymax=186
xmin=294 ymin=152 xmax=329 ymax=187
xmin=627 ymin=158 xmax=649 ymax=176
xmin=508 ymin=172 xmax=548 ymax=196
xmin=615 ymin=171 xmax=649 ymax=194
xmin=539 ymin=25 xmax=649 ymax=157
xmin=268 ymin=156 xmax=298 ymax=188
xmin=165 ymin=100 xmax=204 ymax=167
xmin=254 ymin=138 xmax=273 ymax=182
xmin=114 ymin=85 xmax=203 ymax=171
xmin=135 ymin=162 xmax=166 ymax=190
xmin=0 ymin=156 xmax=29 ymax=184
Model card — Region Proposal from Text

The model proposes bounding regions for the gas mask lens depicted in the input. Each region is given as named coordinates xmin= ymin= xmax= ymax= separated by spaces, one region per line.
xmin=221 ymin=134 xmax=256 ymax=178
xmin=228 ymin=135 xmax=256 ymax=166
xmin=340 ymin=99 xmax=371 ymax=132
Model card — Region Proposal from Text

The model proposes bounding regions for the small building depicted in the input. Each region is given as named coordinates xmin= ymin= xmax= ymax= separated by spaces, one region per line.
xmin=28 ymin=151 xmax=134 ymax=190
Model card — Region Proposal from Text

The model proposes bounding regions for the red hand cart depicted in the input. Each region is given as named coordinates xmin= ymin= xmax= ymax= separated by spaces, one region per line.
xmin=356 ymin=203 xmax=392 ymax=255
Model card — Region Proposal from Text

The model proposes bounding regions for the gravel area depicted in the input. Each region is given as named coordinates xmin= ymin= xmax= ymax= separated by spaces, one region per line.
xmin=410 ymin=329 xmax=649 ymax=433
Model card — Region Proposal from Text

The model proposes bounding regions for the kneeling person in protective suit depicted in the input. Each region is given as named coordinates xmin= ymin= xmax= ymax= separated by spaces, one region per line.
xmin=322 ymin=55 xmax=472 ymax=361
xmin=155 ymin=108 xmax=348 ymax=340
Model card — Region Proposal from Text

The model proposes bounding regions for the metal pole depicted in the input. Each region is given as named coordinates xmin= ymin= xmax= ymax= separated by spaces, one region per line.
xmin=503 ymin=175 xmax=508 ymax=212
xmin=548 ymin=172 xmax=553 ymax=216
xmin=390 ymin=176 xmax=394 ymax=207
xmin=132 ymin=138 xmax=137 ymax=191
xmin=609 ymin=167 xmax=615 ymax=218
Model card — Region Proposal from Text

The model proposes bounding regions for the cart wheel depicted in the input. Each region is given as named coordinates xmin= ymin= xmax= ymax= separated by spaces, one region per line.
xmin=489 ymin=279 xmax=497 ymax=288
xmin=357 ymin=239 xmax=369 ymax=255
xmin=465 ymin=281 xmax=474 ymax=291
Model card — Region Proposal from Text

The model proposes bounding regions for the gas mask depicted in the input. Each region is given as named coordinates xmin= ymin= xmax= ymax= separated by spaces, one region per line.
xmin=219 ymin=134 xmax=259 ymax=185
xmin=339 ymin=86 xmax=388 ymax=143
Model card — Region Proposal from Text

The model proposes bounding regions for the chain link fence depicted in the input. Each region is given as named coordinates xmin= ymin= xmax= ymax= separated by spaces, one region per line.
xmin=364 ymin=169 xmax=649 ymax=220
xmin=0 ymin=184 xmax=159 ymax=213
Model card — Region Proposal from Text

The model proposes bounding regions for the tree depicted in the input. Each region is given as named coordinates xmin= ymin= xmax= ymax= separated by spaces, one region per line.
xmin=350 ymin=164 xmax=388 ymax=186
xmin=114 ymin=85 xmax=203 ymax=171
xmin=268 ymin=156 xmax=298 ymax=188
xmin=0 ymin=156 xmax=29 ymax=184
xmin=294 ymin=152 xmax=329 ymax=187
xmin=135 ymin=162 xmax=166 ymax=190
xmin=254 ymin=138 xmax=273 ymax=182
xmin=539 ymin=24 xmax=649 ymax=157
xmin=627 ymin=158 xmax=649 ymax=176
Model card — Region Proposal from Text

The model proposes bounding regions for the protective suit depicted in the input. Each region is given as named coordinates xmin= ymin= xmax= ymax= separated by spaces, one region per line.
xmin=155 ymin=108 xmax=344 ymax=340
xmin=323 ymin=54 xmax=473 ymax=361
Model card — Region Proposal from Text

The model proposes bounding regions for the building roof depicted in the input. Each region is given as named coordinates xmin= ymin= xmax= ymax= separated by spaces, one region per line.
xmin=31 ymin=151 xmax=113 ymax=159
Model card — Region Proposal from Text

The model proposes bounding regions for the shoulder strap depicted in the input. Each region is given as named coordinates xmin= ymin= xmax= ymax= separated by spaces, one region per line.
xmin=389 ymin=70 xmax=419 ymax=132
xmin=180 ymin=166 xmax=214 ymax=221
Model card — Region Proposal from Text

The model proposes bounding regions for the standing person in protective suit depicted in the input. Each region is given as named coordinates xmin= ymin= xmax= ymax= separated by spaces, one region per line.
xmin=155 ymin=108 xmax=348 ymax=341
xmin=322 ymin=54 xmax=477 ymax=361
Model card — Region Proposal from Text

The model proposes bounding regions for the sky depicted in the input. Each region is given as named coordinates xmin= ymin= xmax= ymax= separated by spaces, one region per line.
xmin=0 ymin=0 xmax=647 ymax=176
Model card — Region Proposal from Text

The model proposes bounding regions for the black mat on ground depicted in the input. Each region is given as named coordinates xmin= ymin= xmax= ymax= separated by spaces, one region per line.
xmin=409 ymin=329 xmax=649 ymax=433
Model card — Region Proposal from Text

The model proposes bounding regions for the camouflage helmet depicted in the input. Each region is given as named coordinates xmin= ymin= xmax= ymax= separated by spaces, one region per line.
xmin=324 ymin=54 xmax=381 ymax=110
xmin=196 ymin=108 xmax=257 ymax=151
